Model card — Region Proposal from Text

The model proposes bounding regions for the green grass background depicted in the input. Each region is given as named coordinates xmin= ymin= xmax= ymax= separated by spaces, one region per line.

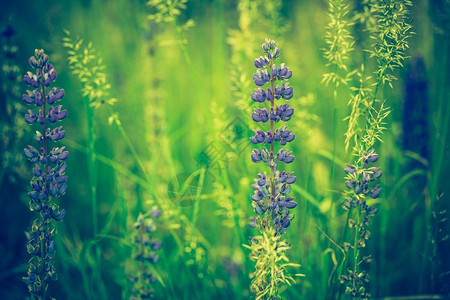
xmin=0 ymin=0 xmax=449 ymax=299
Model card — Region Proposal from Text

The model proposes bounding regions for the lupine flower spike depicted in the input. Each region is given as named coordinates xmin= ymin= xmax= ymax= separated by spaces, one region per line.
xmin=339 ymin=149 xmax=381 ymax=299
xmin=130 ymin=207 xmax=163 ymax=299
xmin=22 ymin=49 xmax=67 ymax=299
xmin=246 ymin=39 xmax=300 ymax=300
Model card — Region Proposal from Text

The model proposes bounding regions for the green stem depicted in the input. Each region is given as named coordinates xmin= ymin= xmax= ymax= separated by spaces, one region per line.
xmin=269 ymin=59 xmax=276 ymax=208
xmin=423 ymin=37 xmax=449 ymax=293
xmin=39 ymin=74 xmax=49 ymax=300
xmin=172 ymin=18 xmax=201 ymax=93
xmin=191 ymin=167 xmax=205 ymax=238
xmin=82 ymin=95 xmax=101 ymax=299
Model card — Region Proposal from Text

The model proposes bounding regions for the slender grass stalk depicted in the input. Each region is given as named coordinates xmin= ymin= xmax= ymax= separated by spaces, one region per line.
xmin=82 ymin=94 xmax=102 ymax=298
xmin=423 ymin=37 xmax=449 ymax=294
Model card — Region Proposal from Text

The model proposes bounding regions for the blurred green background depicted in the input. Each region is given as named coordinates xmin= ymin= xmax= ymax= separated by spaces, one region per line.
xmin=0 ymin=0 xmax=449 ymax=299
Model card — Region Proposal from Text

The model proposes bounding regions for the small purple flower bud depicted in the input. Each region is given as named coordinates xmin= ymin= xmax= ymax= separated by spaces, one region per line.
xmin=42 ymin=54 xmax=49 ymax=65
xmin=367 ymin=153 xmax=378 ymax=163
xmin=345 ymin=180 xmax=355 ymax=190
xmin=49 ymin=69 xmax=57 ymax=81
xmin=50 ymin=126 xmax=65 ymax=142
xmin=271 ymin=64 xmax=277 ymax=77
xmin=50 ymin=183 xmax=58 ymax=197
xmin=25 ymin=110 xmax=37 ymax=124
xmin=277 ymin=63 xmax=292 ymax=80
xmin=249 ymin=217 xmax=257 ymax=228
xmin=53 ymin=209 xmax=66 ymax=221
xmin=281 ymin=218 xmax=291 ymax=228
xmin=261 ymin=147 xmax=270 ymax=162
xmin=43 ymin=74 xmax=51 ymax=87
xmin=151 ymin=241 xmax=163 ymax=250
xmin=273 ymin=47 xmax=280 ymax=59
xmin=28 ymin=57 xmax=38 ymax=68
xmin=251 ymin=149 xmax=262 ymax=163
xmin=251 ymin=190 xmax=263 ymax=201
xmin=371 ymin=168 xmax=382 ymax=180
xmin=58 ymin=183 xmax=67 ymax=195
xmin=285 ymin=173 xmax=297 ymax=184
xmin=252 ymin=111 xmax=262 ymax=122
xmin=273 ymin=132 xmax=280 ymax=141
xmin=280 ymin=183 xmax=292 ymax=195
xmin=254 ymin=56 xmax=269 ymax=68
xmin=266 ymin=132 xmax=273 ymax=144
xmin=254 ymin=204 xmax=266 ymax=215
xmin=149 ymin=208 xmax=161 ymax=219
xmin=344 ymin=163 xmax=356 ymax=174
xmin=47 ymin=88 xmax=65 ymax=105
xmin=22 ymin=92 xmax=35 ymax=104
xmin=369 ymin=184 xmax=382 ymax=199
xmin=57 ymin=151 xmax=69 ymax=161
xmin=267 ymin=88 xmax=274 ymax=101
xmin=28 ymin=191 xmax=39 ymax=200
xmin=47 ymin=240 xmax=56 ymax=254
xmin=41 ymin=205 xmax=52 ymax=220
xmin=24 ymin=146 xmax=39 ymax=161
xmin=251 ymin=88 xmax=267 ymax=103
xmin=34 ymin=91 xmax=43 ymax=106
xmin=253 ymin=70 xmax=270 ymax=86
xmin=33 ymin=164 xmax=42 ymax=177
xmin=257 ymin=173 xmax=266 ymax=186
xmin=285 ymin=201 xmax=297 ymax=209
xmin=284 ymin=155 xmax=294 ymax=164
xmin=281 ymin=83 xmax=293 ymax=100
xmin=24 ymin=74 xmax=33 ymax=86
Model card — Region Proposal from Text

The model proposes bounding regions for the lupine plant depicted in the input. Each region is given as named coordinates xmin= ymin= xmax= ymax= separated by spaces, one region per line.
xmin=22 ymin=49 xmax=67 ymax=299
xmin=129 ymin=207 xmax=163 ymax=299
xmin=245 ymin=38 xmax=301 ymax=300
xmin=321 ymin=0 xmax=412 ymax=298
xmin=339 ymin=148 xmax=381 ymax=299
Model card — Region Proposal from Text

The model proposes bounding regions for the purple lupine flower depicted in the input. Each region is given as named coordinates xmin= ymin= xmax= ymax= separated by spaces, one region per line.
xmin=249 ymin=39 xmax=297 ymax=236
xmin=340 ymin=149 xmax=382 ymax=297
xmin=131 ymin=207 xmax=162 ymax=298
xmin=21 ymin=49 xmax=67 ymax=298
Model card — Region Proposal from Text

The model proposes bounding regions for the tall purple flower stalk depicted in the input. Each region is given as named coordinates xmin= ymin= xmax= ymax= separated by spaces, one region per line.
xmin=247 ymin=39 xmax=300 ymax=299
xmin=339 ymin=149 xmax=381 ymax=299
xmin=130 ymin=208 xmax=163 ymax=299
xmin=250 ymin=38 xmax=297 ymax=235
xmin=22 ymin=49 xmax=67 ymax=299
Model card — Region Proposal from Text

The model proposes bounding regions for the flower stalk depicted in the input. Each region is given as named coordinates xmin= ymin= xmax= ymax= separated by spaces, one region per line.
xmin=247 ymin=38 xmax=300 ymax=300
xmin=22 ymin=49 xmax=67 ymax=300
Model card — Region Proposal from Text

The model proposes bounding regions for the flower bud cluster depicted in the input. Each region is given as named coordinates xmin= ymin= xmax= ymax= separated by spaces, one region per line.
xmin=342 ymin=149 xmax=382 ymax=211
xmin=340 ymin=149 xmax=382 ymax=300
xmin=250 ymin=125 xmax=295 ymax=145
xmin=21 ymin=50 xmax=67 ymax=297
xmin=249 ymin=38 xmax=297 ymax=235
xmin=130 ymin=208 xmax=163 ymax=299
xmin=251 ymin=171 xmax=297 ymax=235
